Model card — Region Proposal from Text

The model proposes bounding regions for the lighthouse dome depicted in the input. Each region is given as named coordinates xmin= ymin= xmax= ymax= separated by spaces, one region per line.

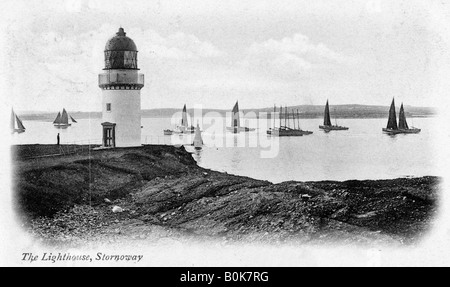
xmin=104 ymin=28 xmax=138 ymax=69
xmin=105 ymin=27 xmax=137 ymax=51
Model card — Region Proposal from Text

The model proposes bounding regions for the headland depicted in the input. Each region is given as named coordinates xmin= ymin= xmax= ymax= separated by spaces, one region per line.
xmin=12 ymin=144 xmax=439 ymax=247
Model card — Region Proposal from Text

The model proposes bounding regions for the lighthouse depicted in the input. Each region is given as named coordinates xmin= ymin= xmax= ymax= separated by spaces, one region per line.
xmin=98 ymin=27 xmax=144 ymax=147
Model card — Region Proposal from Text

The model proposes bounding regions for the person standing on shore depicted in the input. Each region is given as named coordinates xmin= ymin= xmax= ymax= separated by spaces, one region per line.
xmin=57 ymin=133 xmax=60 ymax=145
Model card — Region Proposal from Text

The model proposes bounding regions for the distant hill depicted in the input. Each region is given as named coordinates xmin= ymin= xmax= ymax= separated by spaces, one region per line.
xmin=19 ymin=111 xmax=102 ymax=121
xmin=18 ymin=104 xmax=436 ymax=121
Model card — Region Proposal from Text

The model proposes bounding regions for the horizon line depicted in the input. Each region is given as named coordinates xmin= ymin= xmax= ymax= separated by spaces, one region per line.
xmin=13 ymin=103 xmax=438 ymax=114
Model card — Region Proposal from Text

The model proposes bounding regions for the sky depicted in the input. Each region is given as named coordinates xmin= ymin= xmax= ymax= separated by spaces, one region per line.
xmin=1 ymin=0 xmax=450 ymax=112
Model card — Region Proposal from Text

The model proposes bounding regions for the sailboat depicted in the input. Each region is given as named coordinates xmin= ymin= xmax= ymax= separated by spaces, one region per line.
xmin=319 ymin=100 xmax=349 ymax=131
xmin=171 ymin=104 xmax=195 ymax=134
xmin=267 ymin=105 xmax=313 ymax=136
xmin=382 ymin=99 xmax=420 ymax=134
xmin=164 ymin=104 xmax=196 ymax=135
xmin=192 ymin=122 xmax=203 ymax=150
xmin=53 ymin=108 xmax=76 ymax=127
xmin=11 ymin=108 xmax=25 ymax=133
xmin=226 ymin=101 xmax=255 ymax=133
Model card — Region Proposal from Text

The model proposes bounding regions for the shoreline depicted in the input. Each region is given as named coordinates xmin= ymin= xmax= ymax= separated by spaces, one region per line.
xmin=16 ymin=105 xmax=436 ymax=122
xmin=19 ymin=114 xmax=436 ymax=122
xmin=12 ymin=144 xmax=439 ymax=247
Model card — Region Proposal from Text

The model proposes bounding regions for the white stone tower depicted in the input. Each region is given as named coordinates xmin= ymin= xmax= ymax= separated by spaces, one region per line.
xmin=98 ymin=27 xmax=144 ymax=147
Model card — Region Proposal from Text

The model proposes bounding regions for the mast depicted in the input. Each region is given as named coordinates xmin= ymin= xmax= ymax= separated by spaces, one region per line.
xmin=297 ymin=109 xmax=301 ymax=130
xmin=398 ymin=103 xmax=409 ymax=130
xmin=286 ymin=108 xmax=288 ymax=128
xmin=292 ymin=109 xmax=296 ymax=130
xmin=324 ymin=100 xmax=332 ymax=126
xmin=279 ymin=105 xmax=282 ymax=128
xmin=386 ymin=98 xmax=398 ymax=130
xmin=273 ymin=105 xmax=276 ymax=129
xmin=287 ymin=108 xmax=291 ymax=128
xmin=284 ymin=106 xmax=287 ymax=128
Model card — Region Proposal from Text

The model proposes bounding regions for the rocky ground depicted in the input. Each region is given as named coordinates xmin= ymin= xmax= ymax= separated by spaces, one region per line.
xmin=12 ymin=144 xmax=440 ymax=247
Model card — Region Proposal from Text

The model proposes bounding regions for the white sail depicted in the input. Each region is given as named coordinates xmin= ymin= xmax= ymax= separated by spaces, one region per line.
xmin=16 ymin=115 xmax=25 ymax=130
xmin=193 ymin=123 xmax=203 ymax=149
xmin=11 ymin=108 xmax=25 ymax=132
xmin=181 ymin=104 xmax=189 ymax=128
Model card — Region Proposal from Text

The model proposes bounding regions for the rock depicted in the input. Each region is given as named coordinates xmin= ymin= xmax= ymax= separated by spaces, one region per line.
xmin=331 ymin=206 xmax=350 ymax=219
xmin=301 ymin=194 xmax=312 ymax=201
xmin=14 ymin=144 xmax=439 ymax=246
xmin=112 ymin=206 xmax=124 ymax=213
xmin=353 ymin=211 xmax=378 ymax=219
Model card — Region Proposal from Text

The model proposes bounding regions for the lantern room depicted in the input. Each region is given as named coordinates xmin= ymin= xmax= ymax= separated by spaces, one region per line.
xmin=104 ymin=27 xmax=139 ymax=70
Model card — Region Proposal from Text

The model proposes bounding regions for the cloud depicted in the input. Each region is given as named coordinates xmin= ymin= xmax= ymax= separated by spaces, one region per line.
xmin=6 ymin=23 xmax=226 ymax=111
xmin=130 ymin=29 xmax=225 ymax=60
xmin=241 ymin=33 xmax=351 ymax=80
xmin=272 ymin=52 xmax=312 ymax=72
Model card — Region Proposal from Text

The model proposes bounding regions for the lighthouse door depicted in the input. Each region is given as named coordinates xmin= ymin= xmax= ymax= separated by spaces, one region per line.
xmin=104 ymin=128 xmax=113 ymax=147
xmin=101 ymin=122 xmax=116 ymax=148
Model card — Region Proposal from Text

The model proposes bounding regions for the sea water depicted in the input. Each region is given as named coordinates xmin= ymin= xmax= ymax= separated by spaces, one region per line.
xmin=10 ymin=116 xmax=437 ymax=183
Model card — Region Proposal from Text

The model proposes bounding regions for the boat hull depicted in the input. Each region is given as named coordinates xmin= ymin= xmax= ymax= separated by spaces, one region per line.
xmin=54 ymin=124 xmax=71 ymax=128
xmin=382 ymin=128 xmax=421 ymax=134
xmin=267 ymin=128 xmax=312 ymax=137
xmin=173 ymin=130 xmax=195 ymax=134
xmin=226 ymin=127 xmax=256 ymax=133
xmin=12 ymin=129 xmax=25 ymax=134
xmin=163 ymin=130 xmax=173 ymax=135
xmin=173 ymin=126 xmax=195 ymax=134
xmin=319 ymin=125 xmax=349 ymax=131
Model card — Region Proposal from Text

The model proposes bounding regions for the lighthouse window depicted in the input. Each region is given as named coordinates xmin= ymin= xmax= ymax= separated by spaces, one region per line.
xmin=104 ymin=51 xmax=138 ymax=69
xmin=124 ymin=51 xmax=137 ymax=69
xmin=106 ymin=103 xmax=111 ymax=111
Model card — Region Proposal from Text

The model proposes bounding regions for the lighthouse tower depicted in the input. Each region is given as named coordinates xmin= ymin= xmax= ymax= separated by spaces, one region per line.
xmin=98 ymin=27 xmax=144 ymax=147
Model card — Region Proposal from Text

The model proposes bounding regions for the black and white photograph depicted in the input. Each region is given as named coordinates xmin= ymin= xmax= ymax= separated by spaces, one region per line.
xmin=1 ymin=0 xmax=450 ymax=269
